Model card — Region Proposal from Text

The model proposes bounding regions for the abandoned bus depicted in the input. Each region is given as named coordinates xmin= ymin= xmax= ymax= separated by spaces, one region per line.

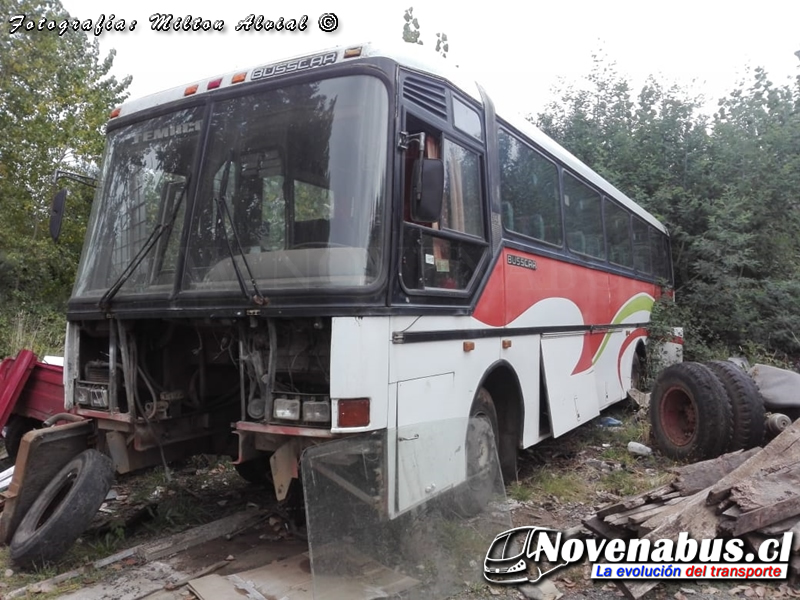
xmin=58 ymin=41 xmax=674 ymax=521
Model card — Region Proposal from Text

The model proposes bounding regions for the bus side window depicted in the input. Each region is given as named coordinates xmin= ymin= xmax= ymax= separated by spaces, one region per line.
xmin=401 ymin=127 xmax=485 ymax=291
xmin=563 ymin=171 xmax=605 ymax=260
xmin=498 ymin=129 xmax=562 ymax=246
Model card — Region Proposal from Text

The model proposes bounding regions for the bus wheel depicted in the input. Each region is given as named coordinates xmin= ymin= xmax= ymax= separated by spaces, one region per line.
xmin=453 ymin=388 xmax=501 ymax=517
xmin=10 ymin=449 xmax=115 ymax=569
xmin=234 ymin=453 xmax=273 ymax=486
xmin=649 ymin=362 xmax=732 ymax=461
xmin=704 ymin=360 xmax=765 ymax=451
xmin=631 ymin=352 xmax=645 ymax=391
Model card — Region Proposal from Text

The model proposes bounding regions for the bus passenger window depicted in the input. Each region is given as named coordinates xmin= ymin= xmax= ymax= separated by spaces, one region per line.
xmin=563 ymin=172 xmax=605 ymax=260
xmin=632 ymin=217 xmax=652 ymax=274
xmin=498 ymin=130 xmax=562 ymax=246
xmin=605 ymin=200 xmax=633 ymax=268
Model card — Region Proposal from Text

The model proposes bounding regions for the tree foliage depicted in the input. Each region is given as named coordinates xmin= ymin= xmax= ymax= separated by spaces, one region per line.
xmin=402 ymin=7 xmax=449 ymax=59
xmin=535 ymin=54 xmax=800 ymax=360
xmin=0 ymin=0 xmax=130 ymax=356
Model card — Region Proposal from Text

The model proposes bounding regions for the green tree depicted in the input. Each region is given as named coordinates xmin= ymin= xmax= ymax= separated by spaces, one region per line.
xmin=402 ymin=7 xmax=422 ymax=45
xmin=0 ymin=0 xmax=131 ymax=356
xmin=535 ymin=52 xmax=800 ymax=361
xmin=401 ymin=7 xmax=449 ymax=59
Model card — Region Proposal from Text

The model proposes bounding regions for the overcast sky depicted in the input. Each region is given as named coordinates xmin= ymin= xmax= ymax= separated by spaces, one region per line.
xmin=55 ymin=0 xmax=800 ymax=119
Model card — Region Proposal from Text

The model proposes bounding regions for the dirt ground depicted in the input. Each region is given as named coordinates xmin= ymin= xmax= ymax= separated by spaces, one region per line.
xmin=1 ymin=407 xmax=799 ymax=600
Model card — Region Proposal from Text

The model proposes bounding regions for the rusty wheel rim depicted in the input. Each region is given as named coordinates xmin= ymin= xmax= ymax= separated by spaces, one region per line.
xmin=659 ymin=386 xmax=698 ymax=447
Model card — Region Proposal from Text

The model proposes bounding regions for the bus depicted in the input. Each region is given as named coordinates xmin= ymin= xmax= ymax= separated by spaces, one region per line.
xmin=44 ymin=41 xmax=674 ymax=542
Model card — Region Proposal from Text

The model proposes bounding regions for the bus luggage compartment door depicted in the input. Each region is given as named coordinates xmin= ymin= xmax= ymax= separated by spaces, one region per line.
xmin=394 ymin=373 xmax=463 ymax=514
xmin=541 ymin=335 xmax=600 ymax=437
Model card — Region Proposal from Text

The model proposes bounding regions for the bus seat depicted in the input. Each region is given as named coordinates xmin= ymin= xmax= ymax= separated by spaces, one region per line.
xmin=529 ymin=214 xmax=545 ymax=240
xmin=515 ymin=214 xmax=545 ymax=240
xmin=585 ymin=235 xmax=604 ymax=258
xmin=567 ymin=231 xmax=585 ymax=254
xmin=294 ymin=218 xmax=330 ymax=247
xmin=502 ymin=201 xmax=514 ymax=229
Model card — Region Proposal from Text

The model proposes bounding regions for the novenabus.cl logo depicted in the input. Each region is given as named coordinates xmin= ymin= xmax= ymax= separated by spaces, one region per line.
xmin=484 ymin=526 xmax=574 ymax=584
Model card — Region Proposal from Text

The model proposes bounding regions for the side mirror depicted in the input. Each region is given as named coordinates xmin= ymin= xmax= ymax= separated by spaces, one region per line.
xmin=50 ymin=189 xmax=67 ymax=242
xmin=410 ymin=158 xmax=444 ymax=223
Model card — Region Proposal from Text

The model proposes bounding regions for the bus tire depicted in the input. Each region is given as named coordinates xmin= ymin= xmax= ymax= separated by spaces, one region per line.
xmin=3 ymin=416 xmax=39 ymax=462
xmin=704 ymin=360 xmax=765 ymax=451
xmin=234 ymin=454 xmax=273 ymax=486
xmin=10 ymin=449 xmax=115 ymax=569
xmin=453 ymin=388 xmax=502 ymax=517
xmin=649 ymin=362 xmax=732 ymax=461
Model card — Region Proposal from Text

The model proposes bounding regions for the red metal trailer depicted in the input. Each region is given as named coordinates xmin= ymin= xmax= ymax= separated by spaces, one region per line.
xmin=0 ymin=350 xmax=68 ymax=461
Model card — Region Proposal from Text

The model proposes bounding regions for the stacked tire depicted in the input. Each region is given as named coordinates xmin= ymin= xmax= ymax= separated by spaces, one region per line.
xmin=649 ymin=360 xmax=765 ymax=461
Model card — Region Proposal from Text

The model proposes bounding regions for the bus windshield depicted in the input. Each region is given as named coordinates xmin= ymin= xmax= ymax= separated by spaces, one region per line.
xmin=73 ymin=75 xmax=389 ymax=299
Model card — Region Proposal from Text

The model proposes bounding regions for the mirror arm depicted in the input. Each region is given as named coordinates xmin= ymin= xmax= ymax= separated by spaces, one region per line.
xmin=53 ymin=169 xmax=97 ymax=190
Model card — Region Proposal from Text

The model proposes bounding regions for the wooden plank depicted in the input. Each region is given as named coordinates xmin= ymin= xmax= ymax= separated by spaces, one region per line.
xmin=706 ymin=420 xmax=800 ymax=505
xmin=627 ymin=498 xmax=685 ymax=527
xmin=606 ymin=502 xmax=671 ymax=527
xmin=790 ymin=556 xmax=800 ymax=578
xmin=729 ymin=468 xmax=800 ymax=512
xmin=757 ymin=515 xmax=800 ymax=535
xmin=139 ymin=510 xmax=265 ymax=562
xmin=595 ymin=484 xmax=674 ymax=518
xmin=582 ymin=516 xmax=629 ymax=540
xmin=596 ymin=497 xmax=647 ymax=519
xmin=722 ymin=506 xmax=742 ymax=518
xmin=672 ymin=448 xmax=760 ymax=496
xmin=618 ymin=419 xmax=800 ymax=599
xmin=189 ymin=574 xmax=243 ymax=600
xmin=727 ymin=495 xmax=800 ymax=537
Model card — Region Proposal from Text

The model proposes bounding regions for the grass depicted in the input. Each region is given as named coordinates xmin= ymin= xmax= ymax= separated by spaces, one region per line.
xmin=510 ymin=401 xmax=682 ymax=509
xmin=524 ymin=470 xmax=593 ymax=503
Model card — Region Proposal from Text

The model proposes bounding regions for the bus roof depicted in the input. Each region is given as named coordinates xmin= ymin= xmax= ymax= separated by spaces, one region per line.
xmin=111 ymin=40 xmax=667 ymax=235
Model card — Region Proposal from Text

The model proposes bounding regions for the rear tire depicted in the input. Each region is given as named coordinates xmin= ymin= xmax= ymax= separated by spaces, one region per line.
xmin=704 ymin=360 xmax=765 ymax=451
xmin=10 ymin=449 xmax=115 ymax=569
xmin=234 ymin=454 xmax=273 ymax=485
xmin=649 ymin=362 xmax=733 ymax=461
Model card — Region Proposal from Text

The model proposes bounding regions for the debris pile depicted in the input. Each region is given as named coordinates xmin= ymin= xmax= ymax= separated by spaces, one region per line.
xmin=584 ymin=417 xmax=800 ymax=599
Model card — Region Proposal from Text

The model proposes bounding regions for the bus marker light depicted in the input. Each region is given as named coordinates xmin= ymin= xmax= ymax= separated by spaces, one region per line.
xmin=231 ymin=72 xmax=247 ymax=84
xmin=338 ymin=398 xmax=370 ymax=427
xmin=502 ymin=339 xmax=512 ymax=349
xmin=463 ymin=341 xmax=475 ymax=352
xmin=184 ymin=84 xmax=199 ymax=96
xmin=109 ymin=107 xmax=121 ymax=119
xmin=207 ymin=78 xmax=222 ymax=90
xmin=344 ymin=47 xmax=362 ymax=59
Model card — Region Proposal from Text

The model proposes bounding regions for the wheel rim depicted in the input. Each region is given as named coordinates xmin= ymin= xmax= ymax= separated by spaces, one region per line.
xmin=659 ymin=386 xmax=698 ymax=447
xmin=467 ymin=414 xmax=495 ymax=481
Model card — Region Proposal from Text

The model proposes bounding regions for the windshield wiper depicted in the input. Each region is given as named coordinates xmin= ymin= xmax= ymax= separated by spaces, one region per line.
xmin=214 ymin=154 xmax=266 ymax=306
xmin=99 ymin=174 xmax=191 ymax=311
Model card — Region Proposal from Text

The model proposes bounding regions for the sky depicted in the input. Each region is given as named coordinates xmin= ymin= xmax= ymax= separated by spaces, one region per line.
xmin=53 ymin=0 xmax=800 ymax=119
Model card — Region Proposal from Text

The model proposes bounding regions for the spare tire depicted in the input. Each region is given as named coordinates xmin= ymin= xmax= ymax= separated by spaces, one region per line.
xmin=10 ymin=449 xmax=115 ymax=569
xmin=705 ymin=360 xmax=765 ymax=451
xmin=650 ymin=362 xmax=733 ymax=461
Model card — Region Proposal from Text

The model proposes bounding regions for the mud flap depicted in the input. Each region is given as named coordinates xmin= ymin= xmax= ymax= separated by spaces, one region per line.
xmin=301 ymin=419 xmax=511 ymax=599
xmin=0 ymin=419 xmax=93 ymax=543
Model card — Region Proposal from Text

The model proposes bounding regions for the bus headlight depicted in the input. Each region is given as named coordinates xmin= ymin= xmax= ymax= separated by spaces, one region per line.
xmin=273 ymin=397 xmax=301 ymax=420
xmin=302 ymin=399 xmax=331 ymax=423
